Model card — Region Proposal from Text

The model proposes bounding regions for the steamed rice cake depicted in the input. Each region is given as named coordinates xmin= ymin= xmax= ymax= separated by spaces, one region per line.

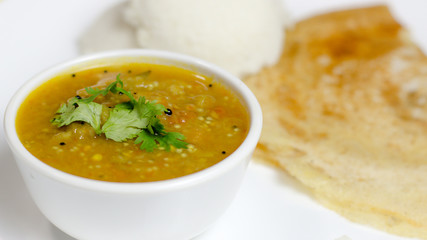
xmin=80 ymin=0 xmax=289 ymax=78
xmin=244 ymin=6 xmax=427 ymax=239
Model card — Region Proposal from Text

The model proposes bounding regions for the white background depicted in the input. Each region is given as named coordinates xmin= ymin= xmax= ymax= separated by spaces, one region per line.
xmin=0 ymin=0 xmax=425 ymax=239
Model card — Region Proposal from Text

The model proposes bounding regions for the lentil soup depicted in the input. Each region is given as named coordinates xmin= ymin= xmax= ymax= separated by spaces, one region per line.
xmin=16 ymin=63 xmax=249 ymax=182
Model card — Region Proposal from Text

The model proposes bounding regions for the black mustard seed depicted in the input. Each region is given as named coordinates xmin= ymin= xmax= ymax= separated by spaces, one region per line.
xmin=164 ymin=108 xmax=173 ymax=115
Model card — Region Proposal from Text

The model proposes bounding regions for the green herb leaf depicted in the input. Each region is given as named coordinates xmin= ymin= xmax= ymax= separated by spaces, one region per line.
xmin=101 ymin=97 xmax=168 ymax=142
xmin=135 ymin=130 xmax=187 ymax=152
xmin=82 ymin=74 xmax=134 ymax=103
xmin=133 ymin=97 xmax=166 ymax=134
xmin=51 ymin=97 xmax=102 ymax=134
xmin=129 ymin=97 xmax=187 ymax=151
xmin=51 ymin=74 xmax=188 ymax=152
xmin=157 ymin=131 xmax=188 ymax=150
xmin=101 ymin=102 xmax=149 ymax=142
xmin=134 ymin=130 xmax=158 ymax=152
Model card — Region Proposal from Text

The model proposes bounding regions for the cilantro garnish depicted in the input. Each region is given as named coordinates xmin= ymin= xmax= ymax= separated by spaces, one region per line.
xmin=51 ymin=74 xmax=188 ymax=152
xmin=135 ymin=117 xmax=187 ymax=152
xmin=82 ymin=75 xmax=134 ymax=103
xmin=52 ymin=97 xmax=103 ymax=134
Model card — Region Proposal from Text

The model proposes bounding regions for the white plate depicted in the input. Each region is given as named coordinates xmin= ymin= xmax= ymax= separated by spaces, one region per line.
xmin=0 ymin=0 xmax=424 ymax=239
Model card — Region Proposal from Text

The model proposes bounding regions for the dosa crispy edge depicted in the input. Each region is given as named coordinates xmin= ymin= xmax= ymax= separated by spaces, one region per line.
xmin=244 ymin=6 xmax=427 ymax=239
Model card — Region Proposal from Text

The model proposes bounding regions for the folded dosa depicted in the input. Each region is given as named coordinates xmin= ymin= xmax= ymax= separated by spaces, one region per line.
xmin=244 ymin=6 xmax=427 ymax=239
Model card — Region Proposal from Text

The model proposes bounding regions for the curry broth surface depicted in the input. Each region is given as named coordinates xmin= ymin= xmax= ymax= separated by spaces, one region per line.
xmin=16 ymin=63 xmax=249 ymax=182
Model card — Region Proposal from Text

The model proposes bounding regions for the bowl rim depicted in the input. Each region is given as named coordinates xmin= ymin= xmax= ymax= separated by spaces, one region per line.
xmin=3 ymin=49 xmax=263 ymax=194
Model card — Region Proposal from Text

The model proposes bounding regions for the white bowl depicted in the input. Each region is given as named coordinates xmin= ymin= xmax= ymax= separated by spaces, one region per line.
xmin=3 ymin=49 xmax=262 ymax=240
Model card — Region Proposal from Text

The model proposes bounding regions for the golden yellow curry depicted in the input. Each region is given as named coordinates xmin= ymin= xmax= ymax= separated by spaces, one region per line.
xmin=16 ymin=63 xmax=249 ymax=182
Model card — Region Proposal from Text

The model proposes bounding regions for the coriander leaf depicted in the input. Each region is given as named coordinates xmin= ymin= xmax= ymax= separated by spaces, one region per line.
xmin=114 ymin=101 xmax=133 ymax=110
xmin=83 ymin=81 xmax=117 ymax=103
xmin=116 ymin=86 xmax=135 ymax=103
xmin=51 ymin=73 xmax=189 ymax=152
xmin=101 ymin=102 xmax=149 ymax=142
xmin=148 ymin=118 xmax=165 ymax=135
xmin=51 ymin=97 xmax=102 ymax=134
xmin=157 ymin=132 xmax=188 ymax=151
xmin=135 ymin=129 xmax=188 ymax=152
xmin=134 ymin=97 xmax=166 ymax=117
xmin=101 ymin=96 xmax=167 ymax=142
xmin=134 ymin=130 xmax=158 ymax=152
xmin=82 ymin=74 xmax=133 ymax=103
xmin=133 ymin=97 xmax=166 ymax=134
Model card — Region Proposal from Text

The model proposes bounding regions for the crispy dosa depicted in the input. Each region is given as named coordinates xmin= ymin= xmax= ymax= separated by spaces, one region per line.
xmin=244 ymin=6 xmax=427 ymax=239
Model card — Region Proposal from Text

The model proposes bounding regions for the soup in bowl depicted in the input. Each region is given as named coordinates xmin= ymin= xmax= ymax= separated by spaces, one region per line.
xmin=4 ymin=50 xmax=262 ymax=240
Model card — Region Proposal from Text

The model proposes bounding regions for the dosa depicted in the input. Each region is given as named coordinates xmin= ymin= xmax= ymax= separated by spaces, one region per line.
xmin=244 ymin=6 xmax=427 ymax=239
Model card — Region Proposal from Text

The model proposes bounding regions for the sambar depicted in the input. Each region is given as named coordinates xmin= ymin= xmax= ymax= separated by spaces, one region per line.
xmin=16 ymin=63 xmax=249 ymax=182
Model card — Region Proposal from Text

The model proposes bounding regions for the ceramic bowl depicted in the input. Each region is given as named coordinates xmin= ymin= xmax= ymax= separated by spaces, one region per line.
xmin=3 ymin=49 xmax=262 ymax=240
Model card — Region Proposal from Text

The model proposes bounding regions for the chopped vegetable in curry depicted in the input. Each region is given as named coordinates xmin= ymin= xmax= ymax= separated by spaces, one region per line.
xmin=16 ymin=63 xmax=249 ymax=182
